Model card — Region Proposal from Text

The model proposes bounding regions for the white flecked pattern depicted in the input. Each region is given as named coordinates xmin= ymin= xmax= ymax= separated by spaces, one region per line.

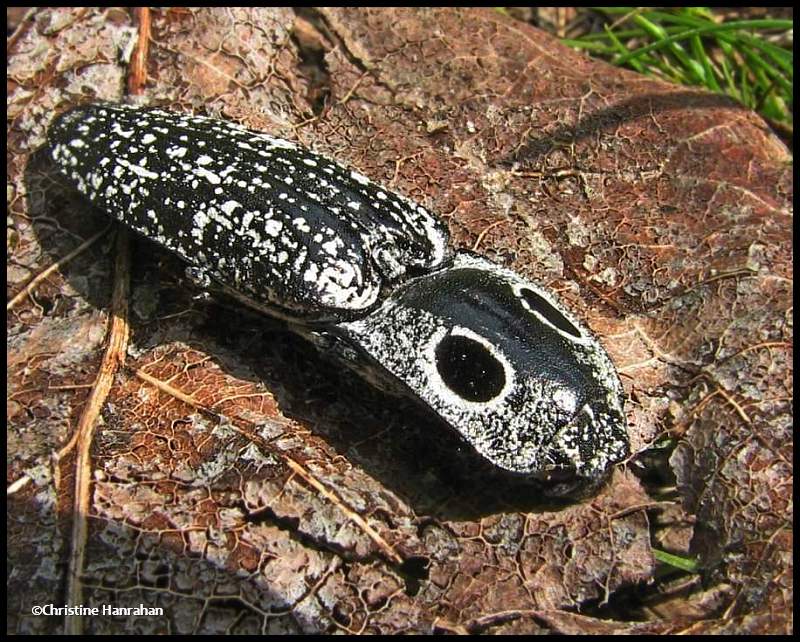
xmin=339 ymin=253 xmax=628 ymax=479
xmin=49 ymin=104 xmax=450 ymax=320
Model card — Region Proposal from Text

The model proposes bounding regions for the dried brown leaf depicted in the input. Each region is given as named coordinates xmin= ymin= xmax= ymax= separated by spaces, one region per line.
xmin=7 ymin=6 xmax=791 ymax=635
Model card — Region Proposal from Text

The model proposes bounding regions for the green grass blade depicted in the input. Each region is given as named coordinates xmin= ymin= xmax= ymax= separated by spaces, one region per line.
xmin=611 ymin=20 xmax=793 ymax=68
xmin=739 ymin=43 xmax=793 ymax=95
xmin=560 ymin=8 xmax=792 ymax=127
xmin=652 ymin=549 xmax=699 ymax=573
xmin=631 ymin=13 xmax=706 ymax=84
xmin=690 ymin=34 xmax=721 ymax=92
xmin=604 ymin=23 xmax=646 ymax=73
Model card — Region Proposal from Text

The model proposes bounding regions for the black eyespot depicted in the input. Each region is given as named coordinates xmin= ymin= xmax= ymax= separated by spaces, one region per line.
xmin=434 ymin=334 xmax=505 ymax=402
xmin=519 ymin=287 xmax=582 ymax=338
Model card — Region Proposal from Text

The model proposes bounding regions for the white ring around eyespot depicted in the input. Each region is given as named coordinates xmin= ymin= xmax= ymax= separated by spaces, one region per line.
xmin=421 ymin=324 xmax=516 ymax=409
xmin=511 ymin=282 xmax=593 ymax=346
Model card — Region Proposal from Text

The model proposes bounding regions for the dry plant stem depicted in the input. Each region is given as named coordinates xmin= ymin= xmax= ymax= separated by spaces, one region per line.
xmin=472 ymin=219 xmax=506 ymax=251
xmin=64 ymin=229 xmax=131 ymax=635
xmin=434 ymin=609 xmax=545 ymax=634
xmin=128 ymin=7 xmax=151 ymax=95
xmin=64 ymin=10 xmax=147 ymax=631
xmin=133 ymin=367 xmax=405 ymax=566
xmin=6 ymin=7 xmax=38 ymax=53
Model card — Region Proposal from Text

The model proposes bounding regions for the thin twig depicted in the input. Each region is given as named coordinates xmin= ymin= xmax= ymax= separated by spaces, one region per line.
xmin=134 ymin=367 xmax=404 ymax=566
xmin=7 ymin=226 xmax=109 ymax=311
xmin=64 ymin=231 xmax=130 ymax=635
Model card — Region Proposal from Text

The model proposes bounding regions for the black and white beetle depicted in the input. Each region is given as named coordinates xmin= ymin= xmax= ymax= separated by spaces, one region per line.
xmin=47 ymin=103 xmax=629 ymax=485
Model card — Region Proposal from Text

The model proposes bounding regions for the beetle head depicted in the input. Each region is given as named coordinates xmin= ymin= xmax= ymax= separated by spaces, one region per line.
xmin=337 ymin=252 xmax=629 ymax=482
